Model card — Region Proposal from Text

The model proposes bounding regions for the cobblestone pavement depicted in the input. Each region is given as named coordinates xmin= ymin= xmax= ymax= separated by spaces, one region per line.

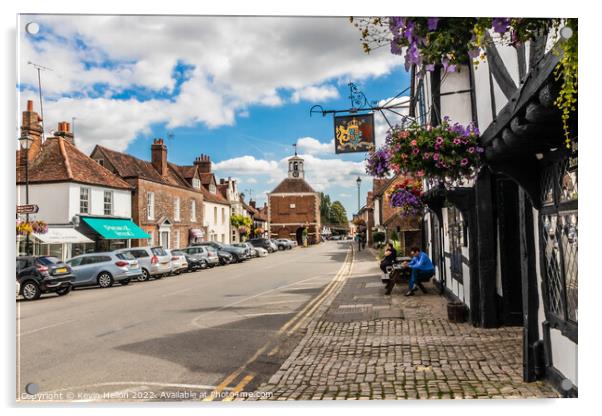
xmin=248 ymin=245 xmax=559 ymax=400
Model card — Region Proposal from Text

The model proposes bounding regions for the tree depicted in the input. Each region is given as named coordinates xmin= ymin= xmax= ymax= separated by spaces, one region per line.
xmin=319 ymin=192 xmax=332 ymax=225
xmin=329 ymin=201 xmax=348 ymax=225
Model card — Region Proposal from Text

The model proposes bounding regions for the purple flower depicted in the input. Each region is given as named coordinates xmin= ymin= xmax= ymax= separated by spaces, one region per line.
xmin=476 ymin=146 xmax=484 ymax=153
xmin=492 ymin=18 xmax=511 ymax=34
xmin=427 ymin=17 xmax=439 ymax=31
xmin=468 ymin=48 xmax=480 ymax=59
xmin=390 ymin=39 xmax=402 ymax=55
xmin=425 ymin=64 xmax=435 ymax=72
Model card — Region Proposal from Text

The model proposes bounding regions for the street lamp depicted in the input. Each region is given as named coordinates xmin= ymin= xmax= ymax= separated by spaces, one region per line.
xmin=356 ymin=176 xmax=362 ymax=213
xmin=19 ymin=135 xmax=34 ymax=255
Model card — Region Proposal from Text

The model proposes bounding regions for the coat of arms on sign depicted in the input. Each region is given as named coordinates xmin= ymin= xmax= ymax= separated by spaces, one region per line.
xmin=334 ymin=113 xmax=375 ymax=154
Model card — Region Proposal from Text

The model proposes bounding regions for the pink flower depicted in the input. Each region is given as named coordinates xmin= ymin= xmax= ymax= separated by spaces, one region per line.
xmin=412 ymin=148 xmax=420 ymax=155
xmin=468 ymin=147 xmax=475 ymax=153
xmin=435 ymin=136 xmax=444 ymax=144
xmin=434 ymin=143 xmax=441 ymax=150
xmin=433 ymin=153 xmax=440 ymax=161
xmin=401 ymin=153 xmax=408 ymax=160
xmin=453 ymin=138 xmax=462 ymax=145
xmin=410 ymin=139 xmax=417 ymax=146
xmin=400 ymin=131 xmax=410 ymax=139
xmin=417 ymin=170 xmax=425 ymax=177
xmin=460 ymin=158 xmax=469 ymax=166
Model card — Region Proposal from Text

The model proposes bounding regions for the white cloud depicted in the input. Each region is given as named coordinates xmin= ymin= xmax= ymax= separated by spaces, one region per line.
xmin=212 ymin=155 xmax=279 ymax=175
xmin=291 ymin=85 xmax=339 ymax=103
xmin=296 ymin=137 xmax=334 ymax=155
xmin=17 ymin=15 xmax=402 ymax=153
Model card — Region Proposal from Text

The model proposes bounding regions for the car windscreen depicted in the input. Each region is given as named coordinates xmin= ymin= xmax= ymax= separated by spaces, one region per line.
xmin=172 ymin=250 xmax=184 ymax=256
xmin=116 ymin=252 xmax=136 ymax=260
xmin=37 ymin=256 xmax=61 ymax=265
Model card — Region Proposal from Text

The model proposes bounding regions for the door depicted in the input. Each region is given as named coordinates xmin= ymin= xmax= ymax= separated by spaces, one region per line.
xmin=69 ymin=256 xmax=98 ymax=284
xmin=160 ymin=231 xmax=170 ymax=249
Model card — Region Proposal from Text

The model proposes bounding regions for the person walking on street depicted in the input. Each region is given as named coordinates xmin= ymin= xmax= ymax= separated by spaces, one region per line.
xmin=403 ymin=247 xmax=435 ymax=296
xmin=355 ymin=233 xmax=362 ymax=252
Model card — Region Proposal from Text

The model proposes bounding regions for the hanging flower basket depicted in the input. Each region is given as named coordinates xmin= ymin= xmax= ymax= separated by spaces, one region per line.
xmin=388 ymin=178 xmax=424 ymax=216
xmin=255 ymin=227 xmax=264 ymax=235
xmin=238 ymin=226 xmax=249 ymax=236
xmin=365 ymin=147 xmax=392 ymax=178
xmin=368 ymin=118 xmax=483 ymax=185
xmin=16 ymin=219 xmax=48 ymax=236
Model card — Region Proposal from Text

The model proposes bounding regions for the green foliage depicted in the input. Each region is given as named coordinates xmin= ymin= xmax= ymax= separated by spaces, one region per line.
xmin=231 ymin=214 xmax=252 ymax=228
xmin=553 ymin=19 xmax=578 ymax=149
xmin=329 ymin=201 xmax=348 ymax=225
xmin=389 ymin=229 xmax=399 ymax=242
xmin=319 ymin=192 xmax=332 ymax=225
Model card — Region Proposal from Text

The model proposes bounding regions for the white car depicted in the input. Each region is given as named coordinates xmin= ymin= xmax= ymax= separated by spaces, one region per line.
xmin=254 ymin=246 xmax=268 ymax=257
xmin=166 ymin=249 xmax=188 ymax=275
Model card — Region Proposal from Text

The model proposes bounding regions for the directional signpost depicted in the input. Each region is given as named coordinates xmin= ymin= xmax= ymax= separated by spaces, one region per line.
xmin=16 ymin=204 xmax=39 ymax=215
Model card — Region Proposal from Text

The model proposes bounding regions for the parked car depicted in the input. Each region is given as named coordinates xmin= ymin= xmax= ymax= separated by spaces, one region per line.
xmin=182 ymin=246 xmax=219 ymax=268
xmin=270 ymin=239 xmax=289 ymax=251
xmin=234 ymin=243 xmax=257 ymax=258
xmin=66 ymin=251 xmax=142 ymax=288
xmin=254 ymin=246 xmax=268 ymax=257
xmin=166 ymin=249 xmax=188 ymax=275
xmin=248 ymin=238 xmax=275 ymax=253
xmin=16 ymin=256 xmax=73 ymax=300
xmin=217 ymin=250 xmax=234 ymax=265
xmin=114 ymin=247 xmax=171 ymax=281
xmin=172 ymin=249 xmax=205 ymax=271
xmin=194 ymin=241 xmax=249 ymax=262
xmin=275 ymin=239 xmax=294 ymax=250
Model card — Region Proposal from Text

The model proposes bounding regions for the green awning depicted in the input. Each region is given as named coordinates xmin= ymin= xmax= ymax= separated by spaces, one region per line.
xmin=82 ymin=217 xmax=150 ymax=240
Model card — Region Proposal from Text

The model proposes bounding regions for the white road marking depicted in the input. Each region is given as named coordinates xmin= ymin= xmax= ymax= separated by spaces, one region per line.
xmin=17 ymin=320 xmax=75 ymax=337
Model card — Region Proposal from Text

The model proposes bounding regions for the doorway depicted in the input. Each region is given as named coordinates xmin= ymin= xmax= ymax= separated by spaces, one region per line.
xmin=295 ymin=227 xmax=305 ymax=246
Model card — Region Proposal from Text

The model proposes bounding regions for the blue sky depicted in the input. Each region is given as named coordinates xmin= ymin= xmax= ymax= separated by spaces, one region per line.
xmin=18 ymin=15 xmax=411 ymax=218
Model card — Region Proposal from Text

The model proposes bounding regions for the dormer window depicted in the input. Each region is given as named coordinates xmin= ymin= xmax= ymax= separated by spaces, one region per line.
xmin=193 ymin=178 xmax=201 ymax=189
xmin=209 ymin=183 xmax=217 ymax=194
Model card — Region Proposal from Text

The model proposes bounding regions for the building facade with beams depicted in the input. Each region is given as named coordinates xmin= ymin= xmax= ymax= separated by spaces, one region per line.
xmin=267 ymin=154 xmax=321 ymax=245
xmin=411 ymin=26 xmax=577 ymax=395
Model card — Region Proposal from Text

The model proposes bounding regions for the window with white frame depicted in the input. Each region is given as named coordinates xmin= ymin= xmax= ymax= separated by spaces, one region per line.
xmin=193 ymin=178 xmax=201 ymax=189
xmin=174 ymin=197 xmax=180 ymax=221
xmin=214 ymin=207 xmax=218 ymax=224
xmin=80 ymin=187 xmax=90 ymax=214
xmin=190 ymin=199 xmax=196 ymax=222
xmin=103 ymin=191 xmax=113 ymax=216
xmin=210 ymin=183 xmax=217 ymax=194
xmin=147 ymin=192 xmax=155 ymax=220
xmin=221 ymin=207 xmax=225 ymax=224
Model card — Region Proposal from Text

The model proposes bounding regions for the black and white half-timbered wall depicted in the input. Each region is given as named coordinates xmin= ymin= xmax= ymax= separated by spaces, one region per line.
xmin=412 ymin=26 xmax=577 ymax=396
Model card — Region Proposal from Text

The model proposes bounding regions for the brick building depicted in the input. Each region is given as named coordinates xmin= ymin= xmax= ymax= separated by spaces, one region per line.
xmin=90 ymin=139 xmax=205 ymax=249
xmin=267 ymin=153 xmax=320 ymax=245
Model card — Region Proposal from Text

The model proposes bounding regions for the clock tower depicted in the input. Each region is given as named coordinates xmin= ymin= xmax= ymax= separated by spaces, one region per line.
xmin=288 ymin=154 xmax=305 ymax=179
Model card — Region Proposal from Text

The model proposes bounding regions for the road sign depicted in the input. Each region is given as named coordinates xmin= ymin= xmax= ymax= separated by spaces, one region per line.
xmin=17 ymin=204 xmax=39 ymax=214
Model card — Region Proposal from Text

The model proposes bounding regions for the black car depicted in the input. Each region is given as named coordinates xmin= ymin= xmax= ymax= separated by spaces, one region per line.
xmin=248 ymin=238 xmax=275 ymax=253
xmin=217 ymin=250 xmax=234 ymax=265
xmin=16 ymin=256 xmax=74 ymax=300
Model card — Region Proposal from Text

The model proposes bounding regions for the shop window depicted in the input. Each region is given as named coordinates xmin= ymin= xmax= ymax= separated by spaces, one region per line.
xmin=540 ymin=153 xmax=578 ymax=341
xmin=447 ymin=207 xmax=464 ymax=283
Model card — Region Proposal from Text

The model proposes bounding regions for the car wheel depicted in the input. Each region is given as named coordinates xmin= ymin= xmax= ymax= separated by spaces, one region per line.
xmin=21 ymin=281 xmax=41 ymax=300
xmin=97 ymin=272 xmax=114 ymax=288
xmin=121 ymin=279 xmax=130 ymax=286
xmin=278 ymin=246 xmax=284 ymax=251
xmin=139 ymin=269 xmax=150 ymax=282
xmin=56 ymin=285 xmax=72 ymax=296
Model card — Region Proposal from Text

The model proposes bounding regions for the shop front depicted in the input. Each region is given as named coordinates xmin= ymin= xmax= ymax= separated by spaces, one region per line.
xmin=17 ymin=227 xmax=94 ymax=261
xmin=78 ymin=216 xmax=150 ymax=252
xmin=189 ymin=228 xmax=205 ymax=245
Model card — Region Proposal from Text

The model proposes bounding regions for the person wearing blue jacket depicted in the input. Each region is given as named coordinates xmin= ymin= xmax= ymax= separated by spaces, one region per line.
xmin=403 ymin=247 xmax=435 ymax=296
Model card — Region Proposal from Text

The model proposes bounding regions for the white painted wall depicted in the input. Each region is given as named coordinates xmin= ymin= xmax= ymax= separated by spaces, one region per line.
xmin=67 ymin=183 xmax=131 ymax=219
xmin=203 ymin=200 xmax=231 ymax=244
xmin=440 ymin=67 xmax=473 ymax=126
xmin=17 ymin=183 xmax=71 ymax=223
xmin=549 ymin=328 xmax=578 ymax=386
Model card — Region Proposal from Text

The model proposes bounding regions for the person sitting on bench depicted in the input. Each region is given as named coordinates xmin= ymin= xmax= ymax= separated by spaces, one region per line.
xmin=403 ymin=247 xmax=435 ymax=296
xmin=380 ymin=242 xmax=397 ymax=275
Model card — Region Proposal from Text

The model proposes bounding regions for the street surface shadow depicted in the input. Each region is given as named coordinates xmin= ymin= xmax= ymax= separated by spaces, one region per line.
xmin=115 ymin=313 xmax=293 ymax=375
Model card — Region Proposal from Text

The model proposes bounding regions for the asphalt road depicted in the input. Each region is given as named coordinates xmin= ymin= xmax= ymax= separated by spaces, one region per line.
xmin=16 ymin=240 xmax=351 ymax=402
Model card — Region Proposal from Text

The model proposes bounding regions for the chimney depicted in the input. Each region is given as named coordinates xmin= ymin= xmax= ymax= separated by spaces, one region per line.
xmin=249 ymin=200 xmax=256 ymax=209
xmin=53 ymin=121 xmax=75 ymax=145
xmin=19 ymin=100 xmax=43 ymax=162
xmin=220 ymin=178 xmax=225 ymax=184
xmin=151 ymin=138 xmax=168 ymax=176
xmin=194 ymin=154 xmax=211 ymax=173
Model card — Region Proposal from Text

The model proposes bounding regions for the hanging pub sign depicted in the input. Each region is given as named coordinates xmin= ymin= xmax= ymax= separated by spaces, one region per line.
xmin=334 ymin=113 xmax=375 ymax=154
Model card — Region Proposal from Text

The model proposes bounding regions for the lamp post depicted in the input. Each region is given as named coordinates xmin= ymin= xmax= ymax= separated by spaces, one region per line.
xmin=356 ymin=176 xmax=362 ymax=213
xmin=19 ymin=134 xmax=34 ymax=255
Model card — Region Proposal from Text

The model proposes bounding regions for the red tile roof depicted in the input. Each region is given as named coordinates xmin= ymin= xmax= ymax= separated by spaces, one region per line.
xmin=93 ymin=145 xmax=190 ymax=189
xmin=270 ymin=178 xmax=316 ymax=194
xmin=199 ymin=186 xmax=230 ymax=205
xmin=16 ymin=137 xmax=131 ymax=190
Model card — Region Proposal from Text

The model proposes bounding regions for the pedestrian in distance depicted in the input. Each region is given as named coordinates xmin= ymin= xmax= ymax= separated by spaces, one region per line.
xmin=355 ymin=233 xmax=362 ymax=252
xmin=403 ymin=247 xmax=435 ymax=296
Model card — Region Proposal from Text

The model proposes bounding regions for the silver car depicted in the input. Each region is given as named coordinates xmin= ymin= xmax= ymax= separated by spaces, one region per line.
xmin=182 ymin=246 xmax=219 ymax=267
xmin=66 ymin=251 xmax=142 ymax=288
xmin=166 ymin=249 xmax=188 ymax=275
xmin=115 ymin=246 xmax=172 ymax=281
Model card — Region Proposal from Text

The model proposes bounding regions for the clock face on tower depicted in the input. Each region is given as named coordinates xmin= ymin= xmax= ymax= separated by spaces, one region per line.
xmin=292 ymin=171 xmax=299 ymax=178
